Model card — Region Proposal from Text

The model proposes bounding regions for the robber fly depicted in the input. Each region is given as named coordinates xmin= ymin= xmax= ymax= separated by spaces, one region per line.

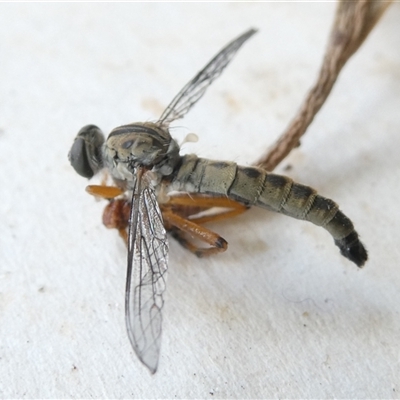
xmin=69 ymin=29 xmax=367 ymax=374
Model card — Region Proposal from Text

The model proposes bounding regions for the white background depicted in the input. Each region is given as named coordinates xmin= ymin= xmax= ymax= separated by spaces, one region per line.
xmin=1 ymin=3 xmax=399 ymax=399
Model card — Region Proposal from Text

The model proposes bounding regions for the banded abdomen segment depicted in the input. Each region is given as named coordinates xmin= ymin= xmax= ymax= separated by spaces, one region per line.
xmin=171 ymin=155 xmax=367 ymax=267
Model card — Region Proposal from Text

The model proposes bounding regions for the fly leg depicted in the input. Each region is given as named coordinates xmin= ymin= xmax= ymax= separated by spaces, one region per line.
xmin=86 ymin=185 xmax=130 ymax=244
xmin=86 ymin=184 xmax=124 ymax=199
xmin=163 ymin=193 xmax=249 ymax=224
xmin=86 ymin=189 xmax=250 ymax=253
xmin=162 ymin=210 xmax=227 ymax=257
xmin=161 ymin=194 xmax=249 ymax=257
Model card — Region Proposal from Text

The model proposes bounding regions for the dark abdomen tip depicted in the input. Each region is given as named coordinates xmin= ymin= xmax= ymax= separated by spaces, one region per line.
xmin=334 ymin=231 xmax=368 ymax=268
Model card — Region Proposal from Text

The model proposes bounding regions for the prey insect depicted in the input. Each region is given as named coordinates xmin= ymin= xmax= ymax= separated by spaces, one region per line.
xmin=69 ymin=28 xmax=367 ymax=374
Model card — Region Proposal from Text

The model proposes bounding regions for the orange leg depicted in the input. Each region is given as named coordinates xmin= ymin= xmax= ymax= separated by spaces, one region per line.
xmin=162 ymin=193 xmax=249 ymax=224
xmin=86 ymin=184 xmax=124 ymax=199
xmin=163 ymin=210 xmax=227 ymax=257
xmin=101 ymin=197 xmax=228 ymax=256
xmin=162 ymin=194 xmax=250 ymax=256
xmin=86 ymin=187 xmax=248 ymax=256
xmin=160 ymin=194 xmax=249 ymax=255
xmin=165 ymin=193 xmax=247 ymax=208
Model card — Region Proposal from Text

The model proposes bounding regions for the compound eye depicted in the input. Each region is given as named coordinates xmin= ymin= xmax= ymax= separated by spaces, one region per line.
xmin=69 ymin=137 xmax=95 ymax=178
xmin=68 ymin=125 xmax=105 ymax=178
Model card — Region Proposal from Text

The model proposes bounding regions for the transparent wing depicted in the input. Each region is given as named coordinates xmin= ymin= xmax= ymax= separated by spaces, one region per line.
xmin=125 ymin=176 xmax=168 ymax=374
xmin=158 ymin=28 xmax=257 ymax=125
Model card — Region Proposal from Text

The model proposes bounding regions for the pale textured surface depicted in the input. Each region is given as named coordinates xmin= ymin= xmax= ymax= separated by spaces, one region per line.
xmin=1 ymin=3 xmax=399 ymax=399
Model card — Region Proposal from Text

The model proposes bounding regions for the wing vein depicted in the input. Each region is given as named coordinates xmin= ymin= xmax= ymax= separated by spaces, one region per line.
xmin=158 ymin=28 xmax=257 ymax=124
xmin=125 ymin=172 xmax=168 ymax=374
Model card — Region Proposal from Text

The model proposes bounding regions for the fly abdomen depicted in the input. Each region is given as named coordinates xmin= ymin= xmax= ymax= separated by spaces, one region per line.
xmin=254 ymin=171 xmax=367 ymax=267
xmin=171 ymin=155 xmax=367 ymax=267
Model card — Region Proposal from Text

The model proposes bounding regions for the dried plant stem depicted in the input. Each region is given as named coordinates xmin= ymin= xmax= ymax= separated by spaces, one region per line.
xmin=255 ymin=0 xmax=392 ymax=172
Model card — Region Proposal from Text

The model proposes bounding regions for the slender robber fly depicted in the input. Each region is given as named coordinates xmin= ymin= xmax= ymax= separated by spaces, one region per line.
xmin=69 ymin=29 xmax=367 ymax=373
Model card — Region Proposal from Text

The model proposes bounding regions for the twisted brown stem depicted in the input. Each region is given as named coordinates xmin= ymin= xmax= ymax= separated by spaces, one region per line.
xmin=255 ymin=0 xmax=392 ymax=171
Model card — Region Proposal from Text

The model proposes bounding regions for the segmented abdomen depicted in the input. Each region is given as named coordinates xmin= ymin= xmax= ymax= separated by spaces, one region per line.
xmin=171 ymin=155 xmax=367 ymax=267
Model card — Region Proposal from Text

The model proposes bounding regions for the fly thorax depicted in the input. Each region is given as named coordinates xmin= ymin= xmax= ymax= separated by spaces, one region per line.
xmin=103 ymin=122 xmax=173 ymax=185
